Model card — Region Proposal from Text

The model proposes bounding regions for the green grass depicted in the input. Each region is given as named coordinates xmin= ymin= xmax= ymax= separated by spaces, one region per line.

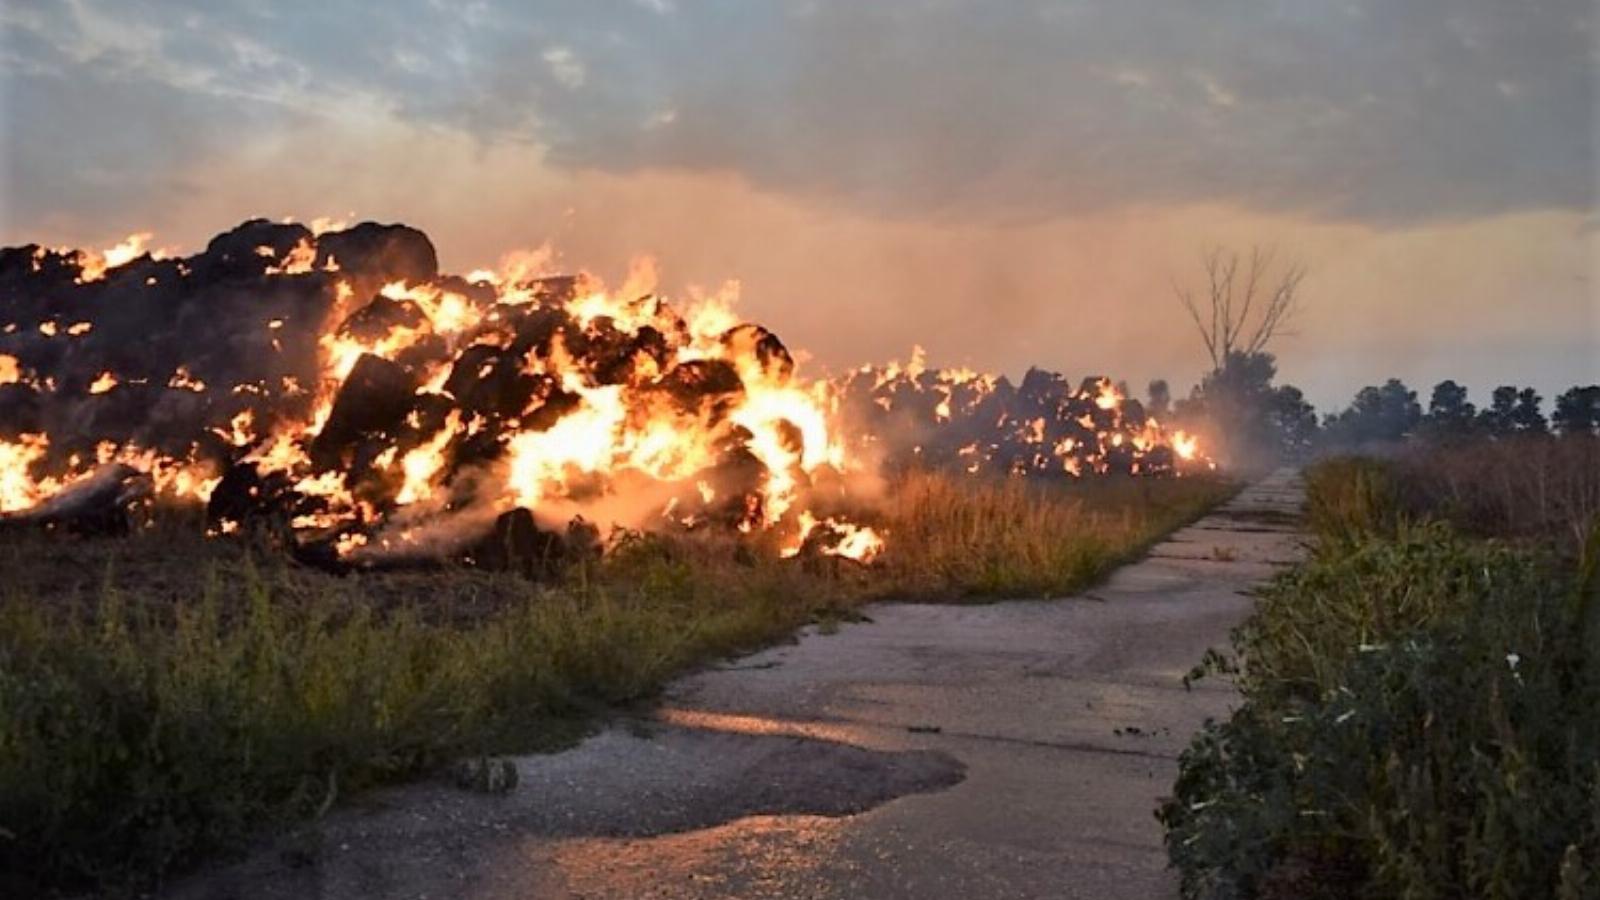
xmin=1161 ymin=451 xmax=1600 ymax=900
xmin=0 ymin=471 xmax=1232 ymax=895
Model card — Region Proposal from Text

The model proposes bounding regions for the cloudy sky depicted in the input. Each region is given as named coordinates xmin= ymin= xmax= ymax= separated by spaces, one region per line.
xmin=2 ymin=0 xmax=1595 ymax=410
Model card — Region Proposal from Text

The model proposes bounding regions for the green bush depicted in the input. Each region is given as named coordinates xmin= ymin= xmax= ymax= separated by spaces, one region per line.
xmin=1161 ymin=525 xmax=1600 ymax=899
xmin=1232 ymin=522 xmax=1546 ymax=704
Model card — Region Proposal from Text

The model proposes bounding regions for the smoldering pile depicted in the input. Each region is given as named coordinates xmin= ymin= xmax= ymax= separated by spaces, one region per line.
xmin=0 ymin=219 xmax=883 ymax=570
xmin=838 ymin=352 xmax=1201 ymax=478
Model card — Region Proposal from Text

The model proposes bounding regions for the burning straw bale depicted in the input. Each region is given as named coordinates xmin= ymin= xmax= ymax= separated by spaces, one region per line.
xmin=838 ymin=351 xmax=1200 ymax=479
xmin=0 ymin=219 xmax=1207 ymax=570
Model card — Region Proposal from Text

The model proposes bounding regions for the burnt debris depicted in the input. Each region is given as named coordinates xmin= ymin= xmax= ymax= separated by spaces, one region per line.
xmin=1 ymin=220 xmax=1197 ymax=569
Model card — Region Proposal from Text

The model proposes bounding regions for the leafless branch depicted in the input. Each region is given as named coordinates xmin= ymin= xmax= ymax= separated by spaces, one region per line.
xmin=1173 ymin=245 xmax=1306 ymax=374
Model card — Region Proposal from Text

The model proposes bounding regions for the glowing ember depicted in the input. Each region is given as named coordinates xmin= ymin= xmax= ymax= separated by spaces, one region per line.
xmin=0 ymin=219 xmax=1207 ymax=567
xmin=840 ymin=354 xmax=1205 ymax=478
xmin=168 ymin=367 xmax=207 ymax=393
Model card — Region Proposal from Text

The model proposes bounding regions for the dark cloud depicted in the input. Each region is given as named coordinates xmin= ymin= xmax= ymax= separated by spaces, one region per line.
xmin=551 ymin=0 xmax=1594 ymax=223
xmin=1 ymin=0 xmax=1594 ymax=229
xmin=0 ymin=47 xmax=294 ymax=233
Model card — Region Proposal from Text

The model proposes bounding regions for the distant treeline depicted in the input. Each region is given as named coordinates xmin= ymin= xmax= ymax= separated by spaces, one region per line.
xmin=1152 ymin=349 xmax=1599 ymax=469
xmin=1320 ymin=380 xmax=1600 ymax=445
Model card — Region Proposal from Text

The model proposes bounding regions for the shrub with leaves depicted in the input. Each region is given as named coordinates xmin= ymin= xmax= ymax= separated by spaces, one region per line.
xmin=1161 ymin=512 xmax=1600 ymax=898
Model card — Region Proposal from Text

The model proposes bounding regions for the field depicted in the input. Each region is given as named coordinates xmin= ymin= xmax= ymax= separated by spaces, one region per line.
xmin=0 ymin=470 xmax=1232 ymax=895
xmin=1160 ymin=435 xmax=1600 ymax=899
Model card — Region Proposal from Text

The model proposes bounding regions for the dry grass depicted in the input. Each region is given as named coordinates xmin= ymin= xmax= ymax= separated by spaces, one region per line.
xmin=1397 ymin=435 xmax=1600 ymax=551
xmin=1308 ymin=435 xmax=1600 ymax=556
xmin=871 ymin=470 xmax=1234 ymax=599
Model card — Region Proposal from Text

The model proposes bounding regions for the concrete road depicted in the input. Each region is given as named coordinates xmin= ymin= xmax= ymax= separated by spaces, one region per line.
xmin=169 ymin=470 xmax=1305 ymax=900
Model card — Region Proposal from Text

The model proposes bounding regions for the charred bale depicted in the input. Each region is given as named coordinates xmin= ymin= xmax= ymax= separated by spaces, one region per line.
xmin=1019 ymin=367 xmax=1067 ymax=405
xmin=444 ymin=345 xmax=540 ymax=419
xmin=508 ymin=306 xmax=571 ymax=358
xmin=468 ymin=508 xmax=564 ymax=578
xmin=451 ymin=428 xmax=509 ymax=469
xmin=312 ymin=354 xmax=416 ymax=461
xmin=315 ymin=222 xmax=438 ymax=293
xmin=167 ymin=276 xmax=335 ymax=397
xmin=519 ymin=379 xmax=582 ymax=432
xmin=337 ymin=295 xmax=429 ymax=343
xmin=591 ymin=324 xmax=669 ymax=385
xmin=706 ymin=431 xmax=771 ymax=527
xmin=206 ymin=461 xmax=296 ymax=529
xmin=0 ymin=244 xmax=48 ymax=281
xmin=1 ymin=464 xmax=150 ymax=536
xmin=395 ymin=334 xmax=449 ymax=374
xmin=405 ymin=391 xmax=461 ymax=437
xmin=75 ymin=382 xmax=168 ymax=441
xmin=290 ymin=537 xmax=350 ymax=576
xmin=0 ymin=384 xmax=41 ymax=437
xmin=649 ymin=358 xmax=744 ymax=417
xmin=192 ymin=219 xmax=315 ymax=281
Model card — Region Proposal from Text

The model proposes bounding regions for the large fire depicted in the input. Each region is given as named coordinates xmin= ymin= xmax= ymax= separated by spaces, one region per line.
xmin=0 ymin=220 xmax=1205 ymax=570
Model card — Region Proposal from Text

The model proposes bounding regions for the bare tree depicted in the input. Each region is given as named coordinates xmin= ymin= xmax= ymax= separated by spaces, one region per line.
xmin=1174 ymin=246 xmax=1306 ymax=373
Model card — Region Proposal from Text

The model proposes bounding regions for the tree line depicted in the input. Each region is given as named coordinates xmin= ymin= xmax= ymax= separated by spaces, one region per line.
xmin=1321 ymin=380 xmax=1599 ymax=444
xmin=1162 ymin=245 xmax=1598 ymax=468
xmin=1167 ymin=353 xmax=1600 ymax=465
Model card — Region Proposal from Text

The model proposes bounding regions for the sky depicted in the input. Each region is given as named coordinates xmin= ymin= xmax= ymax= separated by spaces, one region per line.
xmin=2 ymin=0 xmax=1595 ymax=412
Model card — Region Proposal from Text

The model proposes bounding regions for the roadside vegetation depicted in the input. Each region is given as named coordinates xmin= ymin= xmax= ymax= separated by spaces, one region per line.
xmin=0 ymin=469 xmax=1230 ymax=896
xmin=1160 ymin=435 xmax=1600 ymax=899
xmin=874 ymin=469 xmax=1233 ymax=600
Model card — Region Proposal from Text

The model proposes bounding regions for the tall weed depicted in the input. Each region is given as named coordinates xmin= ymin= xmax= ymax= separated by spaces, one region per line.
xmin=1162 ymin=451 xmax=1600 ymax=899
